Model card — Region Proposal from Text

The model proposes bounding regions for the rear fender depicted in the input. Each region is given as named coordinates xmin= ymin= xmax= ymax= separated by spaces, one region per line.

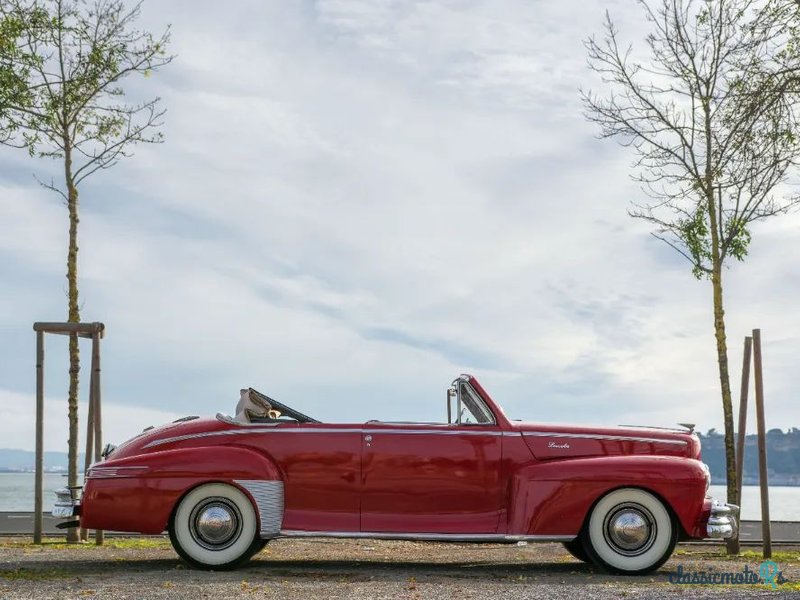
xmin=509 ymin=455 xmax=708 ymax=537
xmin=81 ymin=446 xmax=283 ymax=535
xmin=100 ymin=445 xmax=282 ymax=480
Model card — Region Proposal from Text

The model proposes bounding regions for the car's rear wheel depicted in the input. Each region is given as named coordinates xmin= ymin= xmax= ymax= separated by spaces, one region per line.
xmin=169 ymin=483 xmax=263 ymax=570
xmin=580 ymin=488 xmax=677 ymax=575
xmin=562 ymin=539 xmax=590 ymax=563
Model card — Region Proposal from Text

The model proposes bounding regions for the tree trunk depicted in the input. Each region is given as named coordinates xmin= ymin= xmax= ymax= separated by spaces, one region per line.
xmin=701 ymin=97 xmax=737 ymax=554
xmin=64 ymin=139 xmax=80 ymax=544
xmin=706 ymin=189 xmax=737 ymax=555
xmin=711 ymin=266 xmax=737 ymax=548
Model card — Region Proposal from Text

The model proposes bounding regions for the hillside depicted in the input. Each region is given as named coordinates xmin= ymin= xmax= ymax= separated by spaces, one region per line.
xmin=0 ymin=449 xmax=84 ymax=473
xmin=699 ymin=429 xmax=800 ymax=485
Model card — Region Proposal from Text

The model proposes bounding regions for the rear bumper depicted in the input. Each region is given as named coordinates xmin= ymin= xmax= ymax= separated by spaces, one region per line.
xmin=52 ymin=487 xmax=81 ymax=518
xmin=705 ymin=498 xmax=738 ymax=539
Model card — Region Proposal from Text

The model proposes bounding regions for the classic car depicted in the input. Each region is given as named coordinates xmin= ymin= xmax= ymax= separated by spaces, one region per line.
xmin=53 ymin=374 xmax=737 ymax=574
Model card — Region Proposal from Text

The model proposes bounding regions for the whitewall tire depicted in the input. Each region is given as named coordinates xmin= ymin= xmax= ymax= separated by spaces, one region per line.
xmin=169 ymin=483 xmax=262 ymax=570
xmin=581 ymin=488 xmax=677 ymax=575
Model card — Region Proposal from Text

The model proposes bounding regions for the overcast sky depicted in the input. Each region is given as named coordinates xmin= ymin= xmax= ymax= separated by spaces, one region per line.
xmin=1 ymin=0 xmax=798 ymax=452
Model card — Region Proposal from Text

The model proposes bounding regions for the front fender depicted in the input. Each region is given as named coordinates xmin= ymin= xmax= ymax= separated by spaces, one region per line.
xmin=509 ymin=455 xmax=708 ymax=537
xmin=81 ymin=446 xmax=282 ymax=534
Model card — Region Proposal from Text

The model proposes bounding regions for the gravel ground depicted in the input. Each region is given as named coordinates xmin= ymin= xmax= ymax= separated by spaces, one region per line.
xmin=0 ymin=537 xmax=798 ymax=599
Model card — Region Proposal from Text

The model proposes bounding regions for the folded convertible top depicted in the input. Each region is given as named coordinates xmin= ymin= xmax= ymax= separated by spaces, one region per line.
xmin=248 ymin=387 xmax=320 ymax=423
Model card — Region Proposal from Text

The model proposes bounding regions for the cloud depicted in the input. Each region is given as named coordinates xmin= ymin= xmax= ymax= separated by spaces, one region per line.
xmin=1 ymin=0 xmax=798 ymax=453
xmin=0 ymin=389 xmax=183 ymax=453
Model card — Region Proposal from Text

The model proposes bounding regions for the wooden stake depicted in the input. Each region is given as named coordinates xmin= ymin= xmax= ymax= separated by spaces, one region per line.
xmin=80 ymin=353 xmax=96 ymax=542
xmin=34 ymin=331 xmax=44 ymax=545
xmin=752 ymin=329 xmax=771 ymax=558
xmin=91 ymin=332 xmax=104 ymax=546
xmin=728 ymin=336 xmax=752 ymax=555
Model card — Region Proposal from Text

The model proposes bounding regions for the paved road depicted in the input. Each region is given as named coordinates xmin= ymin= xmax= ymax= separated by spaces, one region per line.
xmin=0 ymin=512 xmax=798 ymax=542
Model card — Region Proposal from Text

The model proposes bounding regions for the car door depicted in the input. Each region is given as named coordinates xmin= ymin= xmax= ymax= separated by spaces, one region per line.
xmin=359 ymin=420 xmax=504 ymax=534
xmin=252 ymin=423 xmax=362 ymax=532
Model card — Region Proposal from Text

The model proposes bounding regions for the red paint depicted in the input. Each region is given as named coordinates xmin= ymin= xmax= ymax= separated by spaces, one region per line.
xmin=79 ymin=375 xmax=713 ymax=541
xmin=360 ymin=424 xmax=503 ymax=533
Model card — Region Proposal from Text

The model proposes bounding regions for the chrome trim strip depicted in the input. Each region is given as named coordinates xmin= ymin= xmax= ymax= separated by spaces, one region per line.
xmin=618 ymin=424 xmax=694 ymax=433
xmin=521 ymin=431 xmax=688 ymax=446
xmin=145 ymin=427 xmax=506 ymax=448
xmin=147 ymin=427 xmax=687 ymax=448
xmin=278 ymin=530 xmax=575 ymax=543
xmin=502 ymin=432 xmax=523 ymax=437
xmin=235 ymin=480 xmax=284 ymax=537
xmin=363 ymin=429 xmax=503 ymax=437
xmin=87 ymin=465 xmax=149 ymax=478
xmin=144 ymin=428 xmax=362 ymax=447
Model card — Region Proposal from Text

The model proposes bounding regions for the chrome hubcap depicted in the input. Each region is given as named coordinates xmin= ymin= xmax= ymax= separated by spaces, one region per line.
xmin=198 ymin=506 xmax=236 ymax=543
xmin=189 ymin=498 xmax=242 ymax=550
xmin=604 ymin=503 xmax=656 ymax=556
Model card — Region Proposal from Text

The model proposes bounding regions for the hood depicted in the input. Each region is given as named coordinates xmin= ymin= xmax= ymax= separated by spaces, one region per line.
xmin=512 ymin=422 xmax=701 ymax=461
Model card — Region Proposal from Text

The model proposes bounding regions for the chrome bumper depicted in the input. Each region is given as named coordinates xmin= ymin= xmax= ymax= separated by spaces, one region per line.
xmin=52 ymin=487 xmax=80 ymax=519
xmin=706 ymin=498 xmax=739 ymax=539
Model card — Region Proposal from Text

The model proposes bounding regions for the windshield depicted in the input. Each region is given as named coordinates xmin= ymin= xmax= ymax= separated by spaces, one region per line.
xmin=457 ymin=381 xmax=495 ymax=424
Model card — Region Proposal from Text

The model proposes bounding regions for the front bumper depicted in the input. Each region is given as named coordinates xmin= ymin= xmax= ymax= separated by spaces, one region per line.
xmin=706 ymin=498 xmax=739 ymax=539
xmin=52 ymin=487 xmax=81 ymax=518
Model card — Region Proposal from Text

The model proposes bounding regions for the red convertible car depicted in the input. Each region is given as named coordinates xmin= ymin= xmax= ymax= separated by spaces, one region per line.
xmin=54 ymin=374 xmax=737 ymax=574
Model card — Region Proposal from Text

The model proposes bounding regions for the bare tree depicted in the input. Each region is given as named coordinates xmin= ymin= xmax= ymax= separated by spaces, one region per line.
xmin=0 ymin=0 xmax=172 ymax=541
xmin=582 ymin=0 xmax=800 ymax=553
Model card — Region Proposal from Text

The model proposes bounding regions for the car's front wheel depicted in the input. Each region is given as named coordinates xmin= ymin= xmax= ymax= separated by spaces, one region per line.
xmin=580 ymin=488 xmax=677 ymax=575
xmin=169 ymin=483 xmax=263 ymax=570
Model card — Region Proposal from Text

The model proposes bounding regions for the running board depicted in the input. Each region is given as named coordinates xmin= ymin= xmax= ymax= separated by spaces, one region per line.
xmin=275 ymin=530 xmax=575 ymax=543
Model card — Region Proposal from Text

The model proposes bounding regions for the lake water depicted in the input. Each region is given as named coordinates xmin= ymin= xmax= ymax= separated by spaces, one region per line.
xmin=0 ymin=473 xmax=797 ymax=520
xmin=0 ymin=472 xmax=67 ymax=511
xmin=707 ymin=485 xmax=800 ymax=521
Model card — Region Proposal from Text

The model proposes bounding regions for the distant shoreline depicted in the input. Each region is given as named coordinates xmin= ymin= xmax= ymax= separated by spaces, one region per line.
xmin=710 ymin=479 xmax=799 ymax=487
xmin=0 ymin=470 xmax=82 ymax=475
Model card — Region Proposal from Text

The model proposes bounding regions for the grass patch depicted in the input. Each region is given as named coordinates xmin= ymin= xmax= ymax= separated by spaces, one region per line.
xmin=737 ymin=550 xmax=800 ymax=564
xmin=674 ymin=548 xmax=800 ymax=563
xmin=0 ymin=536 xmax=169 ymax=550
xmin=0 ymin=568 xmax=69 ymax=581
xmin=103 ymin=538 xmax=169 ymax=550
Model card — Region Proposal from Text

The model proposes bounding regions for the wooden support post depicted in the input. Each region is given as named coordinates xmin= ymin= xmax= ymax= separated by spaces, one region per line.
xmin=728 ymin=336 xmax=752 ymax=555
xmin=34 ymin=331 xmax=45 ymax=545
xmin=91 ymin=332 xmax=104 ymax=546
xmin=32 ymin=322 xmax=105 ymax=544
xmin=752 ymin=329 xmax=771 ymax=558
xmin=80 ymin=361 xmax=96 ymax=543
